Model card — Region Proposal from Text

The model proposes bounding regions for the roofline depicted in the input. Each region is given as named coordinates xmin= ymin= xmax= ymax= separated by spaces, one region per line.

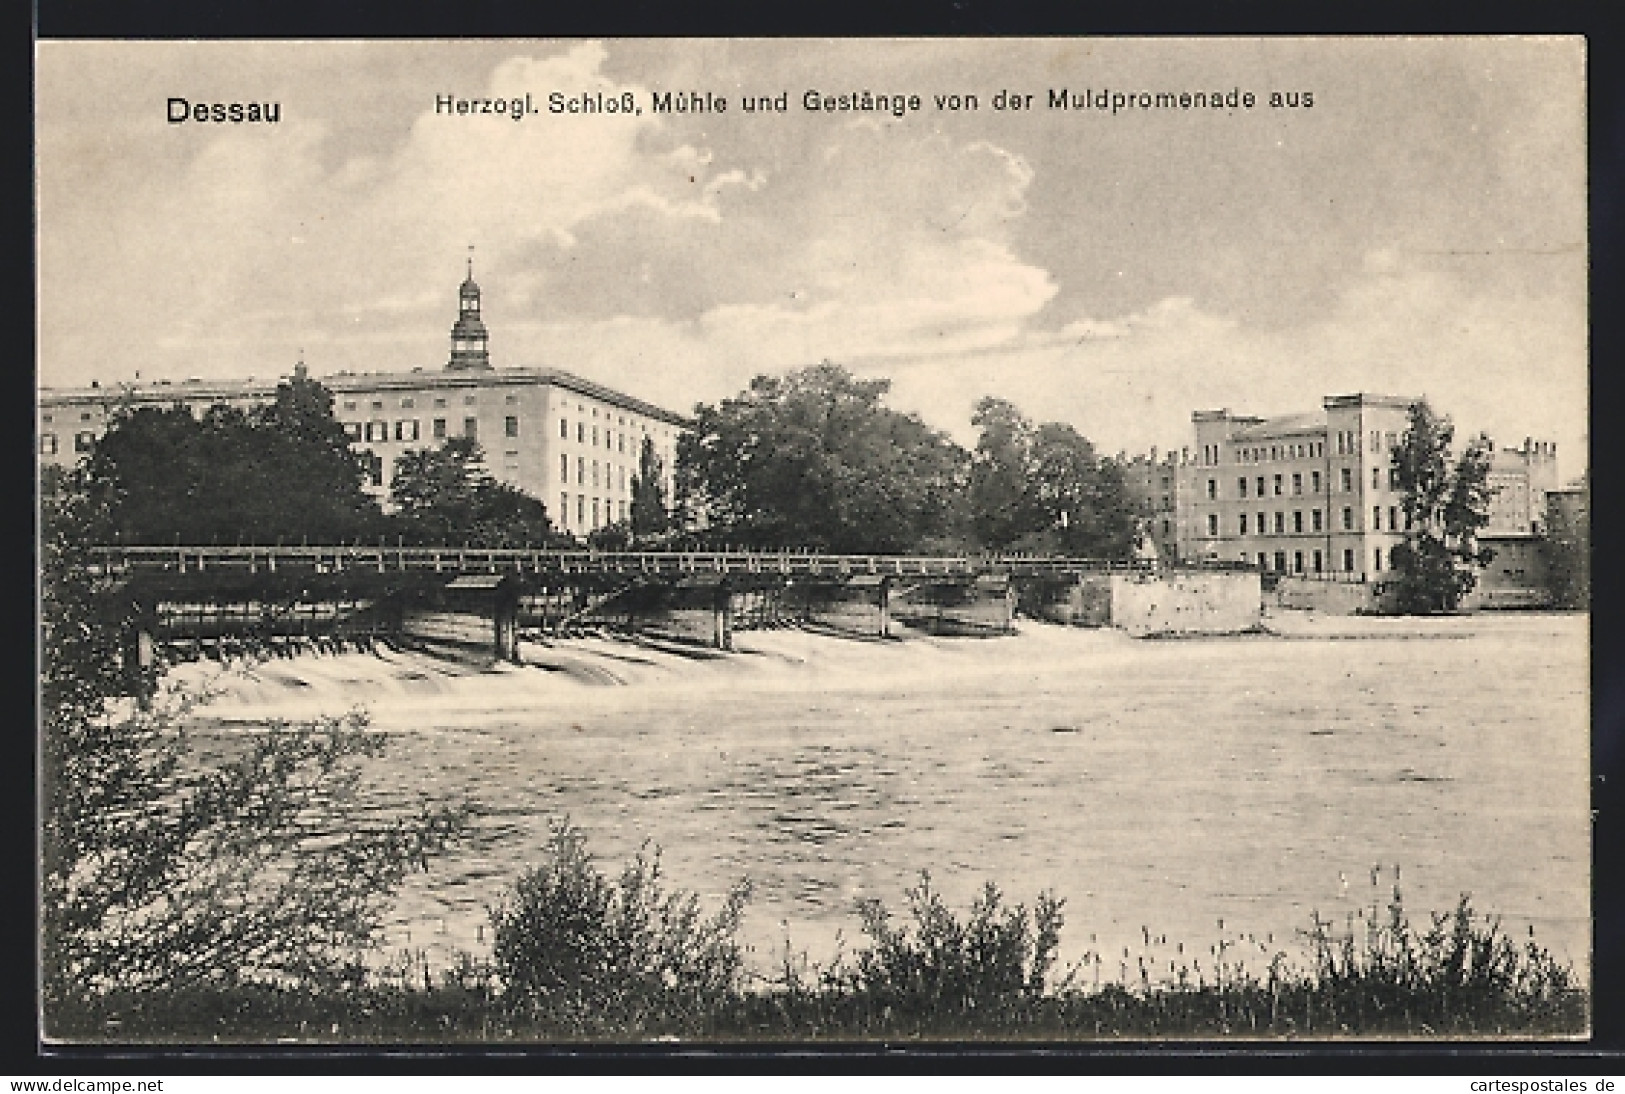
xmin=40 ymin=366 xmax=691 ymax=428
xmin=1322 ymin=393 xmax=1419 ymax=410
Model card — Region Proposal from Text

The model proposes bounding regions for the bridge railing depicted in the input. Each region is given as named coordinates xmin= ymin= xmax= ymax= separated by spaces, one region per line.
xmin=86 ymin=545 xmax=1158 ymax=579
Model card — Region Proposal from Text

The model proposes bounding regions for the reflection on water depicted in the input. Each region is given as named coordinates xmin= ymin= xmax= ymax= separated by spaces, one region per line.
xmin=182 ymin=612 xmax=1591 ymax=984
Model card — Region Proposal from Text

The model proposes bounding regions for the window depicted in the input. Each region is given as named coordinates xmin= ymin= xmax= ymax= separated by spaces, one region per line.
xmin=1206 ymin=478 xmax=1217 ymax=500
xmin=1239 ymin=513 xmax=1249 ymax=535
xmin=1373 ymin=467 xmax=1382 ymax=490
xmin=578 ymin=422 xmax=586 ymax=443
xmin=434 ymin=397 xmax=447 ymax=409
xmin=1312 ymin=508 xmax=1322 ymax=532
xmin=464 ymin=395 xmax=477 ymax=406
xmin=1274 ymin=551 xmax=1287 ymax=572
xmin=1389 ymin=468 xmax=1401 ymax=490
xmin=560 ymin=454 xmax=569 ymax=482
xmin=1342 ymin=506 xmax=1353 ymax=531
xmin=39 ymin=433 xmax=57 ymax=455
xmin=343 ymin=400 xmax=357 ymax=411
xmin=371 ymin=401 xmax=384 ymax=411
xmin=577 ymin=457 xmax=585 ymax=485
xmin=1257 ymin=512 xmax=1266 ymax=537
xmin=1340 ymin=467 xmax=1352 ymax=492
xmin=561 ymin=493 xmax=569 ymax=526
xmin=1373 ymin=506 xmax=1382 ymax=531
xmin=561 ymin=418 xmax=569 ymax=439
xmin=1389 ymin=506 xmax=1398 ymax=532
xmin=395 ymin=420 xmax=419 ymax=442
xmin=592 ymin=461 xmax=600 ymax=489
xmin=1292 ymin=473 xmax=1302 ymax=495
xmin=1257 ymin=552 xmax=1267 ymax=569
xmin=1238 ymin=477 xmax=1248 ymax=498
xmin=1206 ymin=513 xmax=1218 ymax=537
xmin=620 ymin=500 xmax=628 ymax=521
xmin=1293 ymin=510 xmax=1303 ymax=534
xmin=592 ymin=499 xmax=600 ymax=527
xmin=1312 ymin=549 xmax=1323 ymax=574
xmin=1374 ymin=548 xmax=1383 ymax=572
xmin=505 ymin=416 xmax=519 ymax=438
xmin=1343 ymin=548 xmax=1355 ymax=572
xmin=1312 ymin=470 xmax=1322 ymax=493
xmin=618 ymin=434 xmax=625 ymax=454
xmin=1256 ymin=476 xmax=1265 ymax=497
xmin=1273 ymin=474 xmax=1283 ymax=496
xmin=1293 ymin=551 xmax=1304 ymax=574
xmin=577 ymin=495 xmax=585 ymax=524
xmin=343 ymin=422 xmax=362 ymax=441
xmin=505 ymin=394 xmax=518 ymax=405
xmin=366 ymin=421 xmax=388 ymax=442
xmin=433 ymin=418 xmax=447 ymax=439
xmin=401 ymin=397 xmax=415 ymax=409
xmin=593 ymin=426 xmax=599 ymax=446
xmin=463 ymin=417 xmax=478 ymax=439
xmin=1274 ymin=512 xmax=1284 ymax=534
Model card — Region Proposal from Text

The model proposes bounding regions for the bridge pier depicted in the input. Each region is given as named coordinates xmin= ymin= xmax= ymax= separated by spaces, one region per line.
xmin=712 ymin=583 xmax=734 ymax=651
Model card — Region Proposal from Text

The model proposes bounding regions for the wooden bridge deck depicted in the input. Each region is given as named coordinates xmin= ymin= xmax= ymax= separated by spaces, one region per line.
xmin=87 ymin=545 xmax=1166 ymax=581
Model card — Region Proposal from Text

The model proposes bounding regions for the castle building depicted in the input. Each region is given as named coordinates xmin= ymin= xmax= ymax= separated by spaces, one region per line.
xmin=37 ymin=265 xmax=686 ymax=538
xmin=1177 ymin=393 xmax=1417 ymax=580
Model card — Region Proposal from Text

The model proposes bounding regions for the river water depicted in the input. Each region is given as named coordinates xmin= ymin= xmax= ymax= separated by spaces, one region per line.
xmin=184 ymin=611 xmax=1591 ymax=988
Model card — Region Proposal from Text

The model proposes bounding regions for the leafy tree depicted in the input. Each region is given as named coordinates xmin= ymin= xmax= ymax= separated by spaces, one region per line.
xmin=389 ymin=436 xmax=555 ymax=547
xmin=1390 ymin=400 xmax=1495 ymax=613
xmin=968 ymin=397 xmax=1043 ymax=550
xmin=629 ymin=435 xmax=670 ymax=539
xmin=80 ymin=376 xmax=379 ymax=544
xmin=38 ymin=469 xmax=464 ymax=1012
xmin=967 ymin=399 xmax=1135 ymax=558
xmin=679 ymin=362 xmax=969 ymax=553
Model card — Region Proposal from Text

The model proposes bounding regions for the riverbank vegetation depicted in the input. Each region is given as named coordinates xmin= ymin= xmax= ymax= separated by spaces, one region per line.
xmin=46 ymin=822 xmax=1587 ymax=1043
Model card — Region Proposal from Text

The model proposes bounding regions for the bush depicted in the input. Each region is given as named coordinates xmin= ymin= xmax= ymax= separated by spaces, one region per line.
xmin=844 ymin=873 xmax=1065 ymax=1027
xmin=489 ymin=820 xmax=751 ymax=1036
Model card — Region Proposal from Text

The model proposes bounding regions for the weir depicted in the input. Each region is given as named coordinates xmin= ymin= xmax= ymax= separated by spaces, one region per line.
xmin=89 ymin=547 xmax=1255 ymax=678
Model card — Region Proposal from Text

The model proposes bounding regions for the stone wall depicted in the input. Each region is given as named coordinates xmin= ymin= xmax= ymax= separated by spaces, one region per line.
xmin=1273 ymin=576 xmax=1380 ymax=615
xmin=1109 ymin=570 xmax=1261 ymax=637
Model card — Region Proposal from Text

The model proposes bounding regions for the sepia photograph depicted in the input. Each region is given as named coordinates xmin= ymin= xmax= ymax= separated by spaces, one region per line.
xmin=35 ymin=36 xmax=1589 ymax=1045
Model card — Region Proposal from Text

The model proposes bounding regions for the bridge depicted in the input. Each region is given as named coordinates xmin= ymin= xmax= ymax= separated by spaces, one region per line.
xmin=82 ymin=545 xmax=1251 ymax=681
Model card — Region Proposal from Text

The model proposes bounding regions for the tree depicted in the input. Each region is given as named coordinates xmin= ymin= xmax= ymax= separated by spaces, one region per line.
xmin=967 ymin=398 xmax=1136 ymax=558
xmin=1390 ymin=400 xmax=1495 ymax=613
xmin=967 ymin=397 xmax=1044 ymax=551
xmin=389 ymin=436 xmax=555 ymax=547
xmin=79 ymin=377 xmax=379 ymax=544
xmin=679 ymin=362 xmax=969 ymax=553
xmin=629 ymin=435 xmax=669 ymax=539
xmin=39 ymin=469 xmax=464 ymax=1010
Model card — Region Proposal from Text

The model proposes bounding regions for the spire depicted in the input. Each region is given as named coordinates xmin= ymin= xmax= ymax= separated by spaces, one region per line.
xmin=448 ymin=254 xmax=491 ymax=370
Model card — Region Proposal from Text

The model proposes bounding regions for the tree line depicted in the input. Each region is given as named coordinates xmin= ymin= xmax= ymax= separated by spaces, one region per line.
xmin=56 ymin=363 xmax=1142 ymax=559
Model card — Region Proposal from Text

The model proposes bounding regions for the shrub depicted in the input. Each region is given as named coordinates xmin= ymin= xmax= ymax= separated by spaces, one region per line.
xmin=844 ymin=873 xmax=1065 ymax=1027
xmin=489 ymin=820 xmax=751 ymax=1035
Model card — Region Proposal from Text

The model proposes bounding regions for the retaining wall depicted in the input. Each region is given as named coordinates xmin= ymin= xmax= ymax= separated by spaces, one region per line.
xmin=1109 ymin=570 xmax=1261 ymax=637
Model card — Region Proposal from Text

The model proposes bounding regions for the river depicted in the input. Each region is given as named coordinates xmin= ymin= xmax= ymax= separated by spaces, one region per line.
xmin=182 ymin=610 xmax=1591 ymax=989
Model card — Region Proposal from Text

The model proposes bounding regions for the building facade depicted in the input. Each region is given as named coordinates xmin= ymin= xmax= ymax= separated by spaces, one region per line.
xmin=1177 ymin=393 xmax=1416 ymax=580
xmin=38 ymin=268 xmax=686 ymax=539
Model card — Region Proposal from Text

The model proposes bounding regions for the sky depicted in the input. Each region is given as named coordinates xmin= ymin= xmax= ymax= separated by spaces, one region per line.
xmin=35 ymin=38 xmax=1587 ymax=474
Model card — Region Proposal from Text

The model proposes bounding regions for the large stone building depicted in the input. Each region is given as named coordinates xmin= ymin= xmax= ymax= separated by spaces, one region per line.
xmin=1178 ymin=393 xmax=1416 ymax=580
xmin=37 ymin=266 xmax=686 ymax=538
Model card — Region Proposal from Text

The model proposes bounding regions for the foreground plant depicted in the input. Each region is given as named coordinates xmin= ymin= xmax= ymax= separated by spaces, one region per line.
xmin=489 ymin=819 xmax=751 ymax=1036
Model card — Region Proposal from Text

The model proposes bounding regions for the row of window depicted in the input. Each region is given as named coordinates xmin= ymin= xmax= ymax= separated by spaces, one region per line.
xmin=1204 ymin=504 xmax=1407 ymax=537
xmin=342 ymin=416 xmax=523 ymax=444
xmin=342 ymin=393 xmax=513 ymax=412
xmin=1233 ymin=440 xmax=1325 ymax=464
xmin=559 ymin=494 xmax=629 ymax=529
xmin=38 ymin=432 xmax=96 ymax=456
xmin=561 ymin=455 xmax=634 ymax=492
xmin=561 ymin=417 xmax=634 ymax=453
xmin=1240 ymin=547 xmax=1385 ymax=574
xmin=1207 ymin=465 xmax=1402 ymax=500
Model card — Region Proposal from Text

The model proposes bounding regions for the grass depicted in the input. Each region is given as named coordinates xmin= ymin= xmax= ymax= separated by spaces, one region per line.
xmin=46 ymin=828 xmax=1587 ymax=1043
